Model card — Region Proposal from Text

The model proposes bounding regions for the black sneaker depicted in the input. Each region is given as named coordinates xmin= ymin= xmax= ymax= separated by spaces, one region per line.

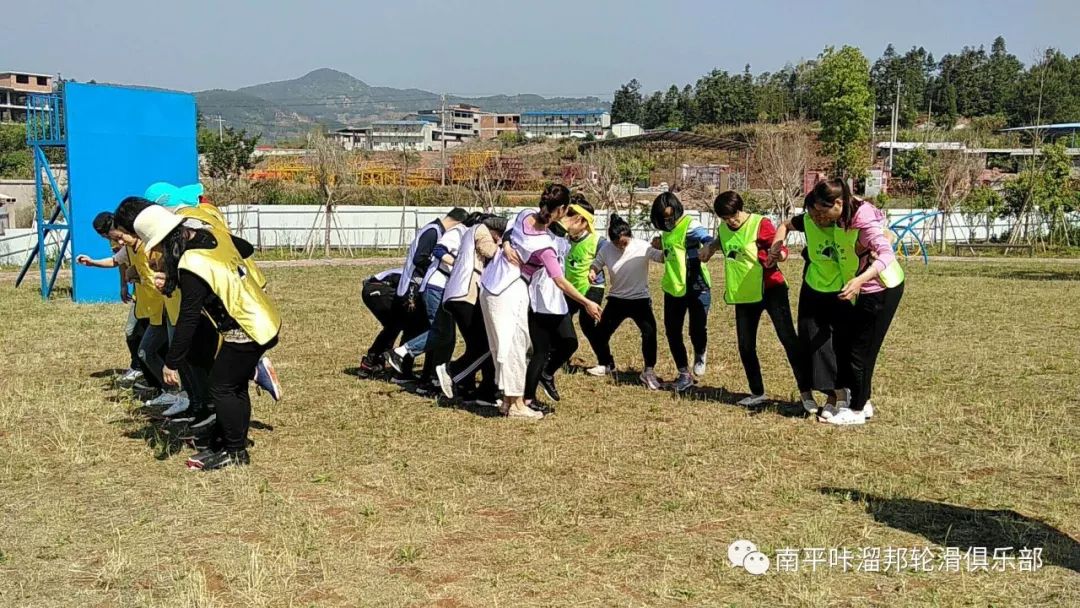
xmin=528 ymin=400 xmax=556 ymax=415
xmin=358 ymin=354 xmax=385 ymax=379
xmin=385 ymin=349 xmax=408 ymax=375
xmin=539 ymin=373 xmax=561 ymax=402
xmin=187 ymin=449 xmax=250 ymax=471
xmin=413 ymin=382 xmax=440 ymax=397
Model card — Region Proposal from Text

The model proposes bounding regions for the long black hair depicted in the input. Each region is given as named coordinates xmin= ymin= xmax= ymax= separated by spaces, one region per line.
xmin=608 ymin=214 xmax=632 ymax=242
xmin=481 ymin=215 xmax=508 ymax=236
xmin=158 ymin=224 xmax=188 ymax=297
xmin=808 ymin=178 xmax=862 ymax=227
xmin=113 ymin=196 xmax=154 ymax=234
xmin=650 ymin=191 xmax=684 ymax=232
xmin=536 ymin=183 xmax=571 ymax=225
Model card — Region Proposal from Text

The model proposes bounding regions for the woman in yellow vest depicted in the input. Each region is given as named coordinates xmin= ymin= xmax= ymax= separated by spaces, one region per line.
xmin=770 ymin=179 xmax=905 ymax=426
xmin=125 ymin=201 xmax=281 ymax=470
xmin=700 ymin=192 xmax=812 ymax=409
xmin=649 ymin=192 xmax=714 ymax=392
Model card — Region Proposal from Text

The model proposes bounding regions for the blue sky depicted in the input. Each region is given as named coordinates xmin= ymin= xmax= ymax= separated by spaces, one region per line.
xmin=7 ymin=0 xmax=1078 ymax=97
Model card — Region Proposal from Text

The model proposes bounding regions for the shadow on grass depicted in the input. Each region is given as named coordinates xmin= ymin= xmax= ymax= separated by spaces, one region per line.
xmin=89 ymin=368 xmax=127 ymax=379
xmin=687 ymin=384 xmax=809 ymax=418
xmin=820 ymin=487 xmax=1080 ymax=573
xmin=996 ymin=269 xmax=1080 ymax=282
xmin=123 ymin=421 xmax=187 ymax=460
xmin=434 ymin=397 xmax=505 ymax=418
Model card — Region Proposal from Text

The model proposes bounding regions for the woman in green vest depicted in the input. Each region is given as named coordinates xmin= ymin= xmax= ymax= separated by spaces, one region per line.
xmin=700 ymin=192 xmax=812 ymax=409
xmin=649 ymin=192 xmax=714 ymax=392
xmin=557 ymin=196 xmax=605 ymax=367
xmin=769 ymin=179 xmax=905 ymax=426
xmin=126 ymin=202 xmax=282 ymax=469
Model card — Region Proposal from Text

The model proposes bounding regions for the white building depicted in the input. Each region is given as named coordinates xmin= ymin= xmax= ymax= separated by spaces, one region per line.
xmin=611 ymin=122 xmax=643 ymax=138
xmin=329 ymin=127 xmax=370 ymax=151
xmin=370 ymin=121 xmax=438 ymax=152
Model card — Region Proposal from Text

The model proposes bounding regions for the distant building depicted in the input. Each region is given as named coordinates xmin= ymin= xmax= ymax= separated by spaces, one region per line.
xmin=330 ymin=127 xmax=370 ymax=151
xmin=0 ymin=71 xmax=55 ymax=123
xmin=611 ymin=122 xmax=643 ymax=138
xmin=418 ymin=103 xmax=482 ymax=142
xmin=370 ymin=120 xmax=438 ymax=152
xmin=519 ymin=110 xmax=611 ymax=140
xmin=478 ymin=113 xmax=520 ymax=140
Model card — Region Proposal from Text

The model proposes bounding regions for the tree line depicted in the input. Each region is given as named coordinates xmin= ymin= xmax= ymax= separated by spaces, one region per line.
xmin=612 ymin=37 xmax=1079 ymax=131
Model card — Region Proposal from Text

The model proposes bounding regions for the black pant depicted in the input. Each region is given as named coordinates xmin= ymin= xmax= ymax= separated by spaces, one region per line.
xmin=420 ymin=304 xmax=456 ymax=381
xmin=592 ymin=297 xmax=658 ymax=368
xmin=210 ymin=336 xmax=275 ymax=452
xmin=834 ymin=283 xmax=904 ymax=411
xmin=565 ymin=286 xmax=605 ymax=363
xmin=525 ymin=311 xmax=577 ymax=400
xmin=734 ymin=284 xmax=810 ymax=395
xmin=796 ymin=284 xmax=845 ymax=393
xmin=663 ymin=289 xmax=710 ymax=371
xmin=183 ymin=315 xmax=220 ymax=412
xmin=126 ymin=317 xmax=148 ymax=372
xmin=361 ymin=279 xmax=427 ymax=358
xmin=445 ymin=300 xmax=496 ymax=394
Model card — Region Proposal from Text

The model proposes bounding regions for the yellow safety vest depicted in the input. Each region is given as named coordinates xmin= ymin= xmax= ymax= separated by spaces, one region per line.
xmin=178 ymin=238 xmax=281 ymax=346
xmin=127 ymin=242 xmax=164 ymax=325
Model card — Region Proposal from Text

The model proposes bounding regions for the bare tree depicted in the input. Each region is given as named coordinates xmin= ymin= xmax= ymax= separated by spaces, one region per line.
xmin=397 ymin=149 xmax=421 ymax=248
xmin=927 ymin=149 xmax=982 ymax=249
xmin=576 ymin=149 xmax=621 ymax=209
xmin=305 ymin=130 xmax=352 ymax=257
xmin=469 ymin=156 xmax=513 ymax=212
xmin=754 ymin=122 xmax=812 ymax=220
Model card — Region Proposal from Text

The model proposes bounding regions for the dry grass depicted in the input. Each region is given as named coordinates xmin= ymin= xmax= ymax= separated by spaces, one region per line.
xmin=0 ymin=260 xmax=1077 ymax=607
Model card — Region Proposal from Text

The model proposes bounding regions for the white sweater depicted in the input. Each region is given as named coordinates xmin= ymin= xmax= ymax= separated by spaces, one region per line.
xmin=592 ymin=238 xmax=664 ymax=300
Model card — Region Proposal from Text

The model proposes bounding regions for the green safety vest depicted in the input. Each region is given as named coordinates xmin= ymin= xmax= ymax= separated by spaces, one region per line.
xmin=804 ymin=218 xmax=860 ymax=293
xmin=661 ymin=215 xmax=711 ymax=297
xmin=565 ymin=232 xmax=600 ymax=295
xmin=718 ymin=213 xmax=765 ymax=305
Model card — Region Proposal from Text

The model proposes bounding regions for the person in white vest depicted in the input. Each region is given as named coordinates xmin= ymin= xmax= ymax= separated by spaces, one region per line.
xmin=480 ymin=184 xmax=600 ymax=419
xmin=386 ymin=207 xmax=469 ymax=379
xmin=435 ymin=214 xmax=508 ymax=405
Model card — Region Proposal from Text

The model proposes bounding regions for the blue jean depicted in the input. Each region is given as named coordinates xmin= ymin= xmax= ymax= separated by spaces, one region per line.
xmin=403 ymin=286 xmax=445 ymax=356
xmin=663 ymin=288 xmax=711 ymax=371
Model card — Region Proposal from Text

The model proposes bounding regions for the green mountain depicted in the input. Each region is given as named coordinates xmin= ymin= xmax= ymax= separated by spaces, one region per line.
xmin=195 ymin=68 xmax=608 ymax=141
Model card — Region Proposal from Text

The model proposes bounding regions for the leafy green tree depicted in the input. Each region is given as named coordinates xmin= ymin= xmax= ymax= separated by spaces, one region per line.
xmin=662 ymin=85 xmax=683 ymax=129
xmin=986 ymin=37 xmax=1023 ymax=116
xmin=891 ymin=148 xmax=933 ymax=194
xmin=641 ymin=91 xmax=666 ymax=130
xmin=0 ymin=123 xmax=33 ymax=179
xmin=1003 ymin=143 xmax=1079 ymax=245
xmin=202 ymin=127 xmax=260 ymax=183
xmin=871 ymin=45 xmax=934 ymax=127
xmin=811 ymin=46 xmax=874 ymax=178
xmin=1006 ymin=49 xmax=1080 ymax=127
xmin=611 ymin=79 xmax=644 ymax=124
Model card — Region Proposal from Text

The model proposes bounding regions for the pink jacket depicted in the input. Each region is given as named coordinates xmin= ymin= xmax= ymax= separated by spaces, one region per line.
xmin=846 ymin=201 xmax=895 ymax=294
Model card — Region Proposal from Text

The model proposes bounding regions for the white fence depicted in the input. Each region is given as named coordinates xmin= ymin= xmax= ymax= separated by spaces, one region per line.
xmin=1 ymin=204 xmax=1070 ymax=267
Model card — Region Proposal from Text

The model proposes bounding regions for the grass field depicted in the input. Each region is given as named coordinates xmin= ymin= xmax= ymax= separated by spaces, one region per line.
xmin=0 ymin=260 xmax=1077 ymax=607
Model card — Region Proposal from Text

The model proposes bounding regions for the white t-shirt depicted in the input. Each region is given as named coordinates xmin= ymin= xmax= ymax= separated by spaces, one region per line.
xmin=112 ymin=248 xmax=130 ymax=265
xmin=592 ymin=238 xmax=663 ymax=300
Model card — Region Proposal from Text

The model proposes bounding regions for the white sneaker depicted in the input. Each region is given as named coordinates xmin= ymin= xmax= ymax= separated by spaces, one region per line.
xmin=864 ymin=402 xmax=875 ymax=419
xmin=506 ymin=402 xmax=543 ymax=419
xmin=160 ymin=393 xmax=191 ymax=418
xmin=692 ymin=353 xmax=707 ymax=377
xmin=801 ymin=394 xmax=819 ymax=415
xmin=818 ymin=402 xmax=843 ymax=421
xmin=435 ymin=364 xmax=455 ymax=399
xmin=738 ymin=394 xmax=768 ymax=407
xmin=119 ymin=368 xmax=143 ymax=384
xmin=585 ymin=365 xmax=612 ymax=377
xmin=145 ymin=392 xmax=179 ymax=407
xmin=827 ymin=407 xmax=867 ymax=426
xmin=640 ymin=369 xmax=661 ymax=390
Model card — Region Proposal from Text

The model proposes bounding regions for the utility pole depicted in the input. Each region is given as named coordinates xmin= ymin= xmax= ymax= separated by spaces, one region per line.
xmin=213 ymin=115 xmax=225 ymax=142
xmin=440 ymin=93 xmax=447 ymax=186
xmin=888 ymin=81 xmax=900 ymax=172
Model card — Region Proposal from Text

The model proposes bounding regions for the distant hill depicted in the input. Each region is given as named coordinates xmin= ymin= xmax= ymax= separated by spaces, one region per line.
xmin=195 ymin=68 xmax=608 ymax=141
